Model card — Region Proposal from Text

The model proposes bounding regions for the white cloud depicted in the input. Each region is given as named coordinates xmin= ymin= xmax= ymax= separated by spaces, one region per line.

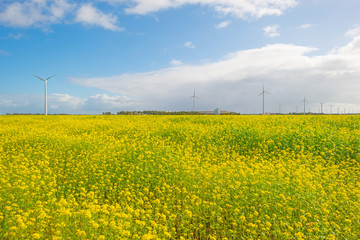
xmin=70 ymin=36 xmax=360 ymax=113
xmin=98 ymin=0 xmax=128 ymax=4
xmin=184 ymin=41 xmax=195 ymax=48
xmin=336 ymin=36 xmax=360 ymax=55
xmin=75 ymin=3 xmax=123 ymax=31
xmin=299 ymin=24 xmax=313 ymax=29
xmin=83 ymin=94 xmax=137 ymax=111
xmin=48 ymin=93 xmax=85 ymax=110
xmin=263 ymin=25 xmax=280 ymax=37
xmin=345 ymin=25 xmax=360 ymax=38
xmin=50 ymin=0 xmax=73 ymax=19
xmin=0 ymin=0 xmax=73 ymax=28
xmin=170 ymin=59 xmax=183 ymax=66
xmin=0 ymin=0 xmax=124 ymax=31
xmin=215 ymin=20 xmax=231 ymax=29
xmin=0 ymin=97 xmax=21 ymax=109
xmin=123 ymin=0 xmax=298 ymax=19
xmin=0 ymin=0 xmax=297 ymax=30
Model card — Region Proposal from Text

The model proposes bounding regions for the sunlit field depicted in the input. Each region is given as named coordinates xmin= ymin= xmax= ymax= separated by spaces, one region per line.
xmin=1 ymin=115 xmax=359 ymax=239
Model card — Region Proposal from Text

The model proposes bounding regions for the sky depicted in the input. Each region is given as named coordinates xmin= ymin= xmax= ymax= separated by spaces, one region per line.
xmin=1 ymin=0 xmax=360 ymax=114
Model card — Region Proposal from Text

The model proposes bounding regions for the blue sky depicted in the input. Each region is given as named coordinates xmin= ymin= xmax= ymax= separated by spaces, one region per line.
xmin=1 ymin=0 xmax=360 ymax=114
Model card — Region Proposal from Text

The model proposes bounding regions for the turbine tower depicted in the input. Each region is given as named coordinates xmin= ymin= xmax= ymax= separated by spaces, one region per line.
xmin=258 ymin=84 xmax=270 ymax=115
xmin=34 ymin=74 xmax=55 ymax=115
xmin=320 ymin=102 xmax=325 ymax=114
xmin=301 ymin=96 xmax=307 ymax=115
xmin=279 ymin=103 xmax=282 ymax=114
xmin=190 ymin=90 xmax=199 ymax=111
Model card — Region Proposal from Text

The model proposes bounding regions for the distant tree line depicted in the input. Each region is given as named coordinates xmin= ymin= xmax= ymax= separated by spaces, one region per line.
xmin=221 ymin=112 xmax=241 ymax=115
xmin=116 ymin=111 xmax=203 ymax=115
xmin=116 ymin=111 xmax=241 ymax=115
xmin=4 ymin=111 xmax=239 ymax=116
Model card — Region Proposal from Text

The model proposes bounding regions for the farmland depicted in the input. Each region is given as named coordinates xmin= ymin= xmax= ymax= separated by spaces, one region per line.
xmin=0 ymin=115 xmax=359 ymax=239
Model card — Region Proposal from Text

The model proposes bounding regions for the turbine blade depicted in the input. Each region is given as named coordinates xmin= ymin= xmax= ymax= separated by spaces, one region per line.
xmin=46 ymin=74 xmax=56 ymax=80
xmin=33 ymin=75 xmax=45 ymax=81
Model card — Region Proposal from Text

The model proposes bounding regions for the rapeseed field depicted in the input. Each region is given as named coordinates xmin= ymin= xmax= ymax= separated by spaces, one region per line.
xmin=0 ymin=115 xmax=359 ymax=239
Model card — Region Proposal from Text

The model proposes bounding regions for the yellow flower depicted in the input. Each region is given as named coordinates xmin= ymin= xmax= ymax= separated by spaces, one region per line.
xmin=142 ymin=233 xmax=157 ymax=240
xmin=32 ymin=233 xmax=41 ymax=239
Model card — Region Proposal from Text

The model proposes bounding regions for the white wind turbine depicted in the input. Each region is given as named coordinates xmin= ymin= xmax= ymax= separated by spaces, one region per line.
xmin=320 ymin=102 xmax=325 ymax=114
xmin=301 ymin=95 xmax=308 ymax=115
xmin=190 ymin=90 xmax=200 ymax=111
xmin=34 ymin=74 xmax=55 ymax=115
xmin=258 ymin=84 xmax=270 ymax=115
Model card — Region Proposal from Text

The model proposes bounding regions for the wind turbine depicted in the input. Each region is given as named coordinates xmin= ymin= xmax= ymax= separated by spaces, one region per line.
xmin=301 ymin=96 xmax=308 ymax=115
xmin=279 ymin=103 xmax=282 ymax=114
xmin=34 ymin=74 xmax=55 ymax=115
xmin=258 ymin=84 xmax=270 ymax=115
xmin=190 ymin=90 xmax=199 ymax=111
xmin=320 ymin=102 xmax=325 ymax=114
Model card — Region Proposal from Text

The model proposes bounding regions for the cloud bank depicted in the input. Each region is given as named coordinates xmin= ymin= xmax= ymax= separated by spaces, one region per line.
xmin=67 ymin=36 xmax=360 ymax=113
xmin=0 ymin=0 xmax=121 ymax=31
xmin=0 ymin=0 xmax=73 ymax=28
xmin=121 ymin=0 xmax=298 ymax=19
xmin=346 ymin=25 xmax=360 ymax=38
xmin=0 ymin=0 xmax=298 ymax=30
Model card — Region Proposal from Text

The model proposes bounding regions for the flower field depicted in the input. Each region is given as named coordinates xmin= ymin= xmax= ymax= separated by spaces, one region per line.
xmin=0 ymin=115 xmax=359 ymax=239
